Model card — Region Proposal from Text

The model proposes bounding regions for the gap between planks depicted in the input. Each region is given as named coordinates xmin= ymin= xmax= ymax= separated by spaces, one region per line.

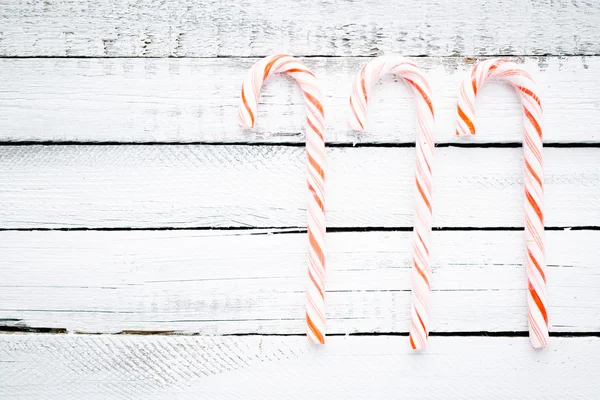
xmin=0 ymin=226 xmax=596 ymax=233
xmin=0 ymin=141 xmax=598 ymax=148
xmin=4 ymin=54 xmax=600 ymax=59
xmin=1 ymin=329 xmax=600 ymax=338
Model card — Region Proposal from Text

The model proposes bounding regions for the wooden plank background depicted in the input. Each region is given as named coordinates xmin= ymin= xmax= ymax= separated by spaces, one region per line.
xmin=1 ymin=57 xmax=599 ymax=144
xmin=2 ymin=335 xmax=599 ymax=399
xmin=2 ymin=0 xmax=599 ymax=57
xmin=1 ymin=230 xmax=598 ymax=334
xmin=0 ymin=0 xmax=599 ymax=398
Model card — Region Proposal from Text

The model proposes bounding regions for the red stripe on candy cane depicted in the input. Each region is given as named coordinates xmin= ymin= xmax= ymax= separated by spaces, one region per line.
xmin=348 ymin=55 xmax=436 ymax=350
xmin=238 ymin=55 xmax=327 ymax=344
xmin=455 ymin=59 xmax=548 ymax=349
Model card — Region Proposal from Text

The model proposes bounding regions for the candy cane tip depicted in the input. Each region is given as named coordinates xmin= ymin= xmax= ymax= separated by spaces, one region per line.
xmin=348 ymin=121 xmax=365 ymax=132
xmin=309 ymin=337 xmax=325 ymax=345
xmin=411 ymin=342 xmax=427 ymax=351
xmin=409 ymin=334 xmax=427 ymax=350
xmin=238 ymin=121 xmax=255 ymax=130
xmin=455 ymin=129 xmax=474 ymax=137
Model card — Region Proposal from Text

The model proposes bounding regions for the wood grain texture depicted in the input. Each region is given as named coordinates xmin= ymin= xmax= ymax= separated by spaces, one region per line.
xmin=0 ymin=145 xmax=596 ymax=229
xmin=0 ymin=230 xmax=597 ymax=334
xmin=1 ymin=0 xmax=598 ymax=57
xmin=1 ymin=334 xmax=599 ymax=399
xmin=1 ymin=57 xmax=598 ymax=143
xmin=1 ymin=0 xmax=598 ymax=393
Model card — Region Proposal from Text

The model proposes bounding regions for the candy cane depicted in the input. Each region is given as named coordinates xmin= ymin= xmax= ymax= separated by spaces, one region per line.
xmin=456 ymin=59 xmax=548 ymax=348
xmin=349 ymin=56 xmax=435 ymax=350
xmin=238 ymin=55 xmax=327 ymax=344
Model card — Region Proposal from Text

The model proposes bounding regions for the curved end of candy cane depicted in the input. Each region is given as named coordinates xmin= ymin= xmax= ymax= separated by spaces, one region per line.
xmin=455 ymin=121 xmax=476 ymax=137
xmin=238 ymin=119 xmax=255 ymax=130
xmin=237 ymin=117 xmax=255 ymax=130
xmin=348 ymin=97 xmax=366 ymax=132
xmin=237 ymin=103 xmax=256 ymax=130
xmin=455 ymin=106 xmax=476 ymax=137
xmin=348 ymin=117 xmax=365 ymax=132
xmin=307 ymin=313 xmax=326 ymax=345
xmin=455 ymin=126 xmax=475 ymax=137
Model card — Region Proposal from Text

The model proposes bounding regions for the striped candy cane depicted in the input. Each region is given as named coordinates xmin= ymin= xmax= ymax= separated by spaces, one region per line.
xmin=349 ymin=56 xmax=435 ymax=350
xmin=456 ymin=59 xmax=548 ymax=348
xmin=238 ymin=55 xmax=327 ymax=344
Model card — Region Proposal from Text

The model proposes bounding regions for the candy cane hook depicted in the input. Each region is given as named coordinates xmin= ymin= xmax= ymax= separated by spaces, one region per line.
xmin=456 ymin=59 xmax=548 ymax=348
xmin=238 ymin=55 xmax=327 ymax=344
xmin=349 ymin=55 xmax=435 ymax=350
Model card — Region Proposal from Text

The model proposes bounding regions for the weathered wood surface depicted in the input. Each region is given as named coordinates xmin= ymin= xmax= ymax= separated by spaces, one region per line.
xmin=1 ymin=230 xmax=597 ymax=334
xmin=1 ymin=335 xmax=599 ymax=399
xmin=1 ymin=0 xmax=599 ymax=393
xmin=1 ymin=0 xmax=599 ymax=57
xmin=0 ymin=145 xmax=596 ymax=229
xmin=1 ymin=57 xmax=598 ymax=144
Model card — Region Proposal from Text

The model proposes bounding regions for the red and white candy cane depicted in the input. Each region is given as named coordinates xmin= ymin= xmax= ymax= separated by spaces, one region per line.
xmin=349 ymin=56 xmax=435 ymax=350
xmin=456 ymin=59 xmax=548 ymax=348
xmin=238 ymin=55 xmax=327 ymax=344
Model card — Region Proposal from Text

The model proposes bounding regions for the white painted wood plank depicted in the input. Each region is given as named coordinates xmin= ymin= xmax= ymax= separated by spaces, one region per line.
xmin=1 ymin=0 xmax=598 ymax=57
xmin=1 ymin=335 xmax=598 ymax=399
xmin=0 ymin=230 xmax=597 ymax=333
xmin=0 ymin=146 xmax=596 ymax=229
xmin=1 ymin=57 xmax=598 ymax=143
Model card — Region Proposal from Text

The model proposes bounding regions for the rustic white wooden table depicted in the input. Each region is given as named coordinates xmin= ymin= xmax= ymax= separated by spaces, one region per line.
xmin=1 ymin=0 xmax=599 ymax=398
